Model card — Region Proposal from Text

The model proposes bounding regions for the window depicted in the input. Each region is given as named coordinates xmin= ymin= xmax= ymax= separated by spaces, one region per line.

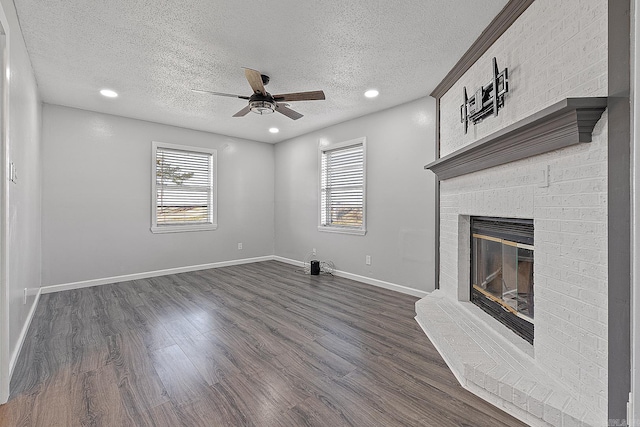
xmin=151 ymin=141 xmax=217 ymax=233
xmin=319 ymin=137 xmax=366 ymax=235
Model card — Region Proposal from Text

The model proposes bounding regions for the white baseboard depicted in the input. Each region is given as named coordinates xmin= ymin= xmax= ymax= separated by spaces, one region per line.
xmin=272 ymin=255 xmax=305 ymax=267
xmin=42 ymin=255 xmax=428 ymax=299
xmin=40 ymin=256 xmax=273 ymax=294
xmin=332 ymin=269 xmax=429 ymax=298
xmin=272 ymin=256 xmax=428 ymax=298
xmin=9 ymin=287 xmax=42 ymax=379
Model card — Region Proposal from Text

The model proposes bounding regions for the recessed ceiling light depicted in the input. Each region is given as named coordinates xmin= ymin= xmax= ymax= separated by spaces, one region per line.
xmin=364 ymin=89 xmax=379 ymax=98
xmin=269 ymin=127 xmax=280 ymax=134
xmin=100 ymin=89 xmax=118 ymax=98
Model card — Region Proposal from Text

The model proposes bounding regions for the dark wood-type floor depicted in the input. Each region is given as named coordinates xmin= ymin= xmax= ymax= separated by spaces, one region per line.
xmin=1 ymin=261 xmax=526 ymax=427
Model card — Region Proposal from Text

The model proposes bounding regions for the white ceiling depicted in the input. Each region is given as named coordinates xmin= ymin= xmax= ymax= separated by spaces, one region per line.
xmin=14 ymin=0 xmax=508 ymax=143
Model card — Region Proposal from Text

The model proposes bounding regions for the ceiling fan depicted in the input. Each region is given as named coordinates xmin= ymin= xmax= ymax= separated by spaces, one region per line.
xmin=192 ymin=68 xmax=325 ymax=120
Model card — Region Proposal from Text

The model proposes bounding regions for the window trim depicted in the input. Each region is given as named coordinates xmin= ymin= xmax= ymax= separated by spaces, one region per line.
xmin=317 ymin=137 xmax=367 ymax=236
xmin=151 ymin=141 xmax=217 ymax=234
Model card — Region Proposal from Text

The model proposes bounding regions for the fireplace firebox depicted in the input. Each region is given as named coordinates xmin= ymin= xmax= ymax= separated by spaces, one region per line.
xmin=471 ymin=217 xmax=534 ymax=344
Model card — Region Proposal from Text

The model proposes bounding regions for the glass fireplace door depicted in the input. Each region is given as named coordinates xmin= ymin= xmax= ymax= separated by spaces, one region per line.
xmin=470 ymin=216 xmax=534 ymax=344
xmin=472 ymin=234 xmax=534 ymax=322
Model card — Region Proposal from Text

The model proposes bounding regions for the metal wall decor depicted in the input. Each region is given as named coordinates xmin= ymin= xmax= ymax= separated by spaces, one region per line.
xmin=460 ymin=57 xmax=509 ymax=133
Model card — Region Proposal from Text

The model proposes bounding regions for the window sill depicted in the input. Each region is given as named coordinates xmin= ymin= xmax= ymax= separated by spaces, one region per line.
xmin=317 ymin=226 xmax=366 ymax=236
xmin=151 ymin=223 xmax=218 ymax=234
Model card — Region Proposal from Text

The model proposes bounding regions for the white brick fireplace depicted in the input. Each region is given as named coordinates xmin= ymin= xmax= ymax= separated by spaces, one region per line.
xmin=415 ymin=1 xmax=609 ymax=426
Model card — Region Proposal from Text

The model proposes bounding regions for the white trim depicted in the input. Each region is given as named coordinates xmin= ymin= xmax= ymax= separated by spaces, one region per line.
xmin=41 ymin=256 xmax=273 ymax=294
xmin=632 ymin=0 xmax=640 ymax=423
xmin=331 ymin=268 xmax=428 ymax=298
xmin=319 ymin=137 xmax=366 ymax=152
xmin=151 ymin=141 xmax=218 ymax=233
xmin=9 ymin=288 xmax=40 ymax=379
xmin=0 ymin=2 xmax=10 ymax=405
xmin=272 ymin=255 xmax=428 ymax=298
xmin=41 ymin=256 xmax=428 ymax=298
xmin=272 ymin=256 xmax=305 ymax=267
xmin=153 ymin=141 xmax=217 ymax=155
xmin=316 ymin=226 xmax=366 ymax=236
xmin=151 ymin=223 xmax=217 ymax=233
xmin=318 ymin=137 xmax=367 ymax=235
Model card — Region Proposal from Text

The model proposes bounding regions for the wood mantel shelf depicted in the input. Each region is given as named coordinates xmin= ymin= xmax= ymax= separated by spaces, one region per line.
xmin=425 ymin=97 xmax=608 ymax=180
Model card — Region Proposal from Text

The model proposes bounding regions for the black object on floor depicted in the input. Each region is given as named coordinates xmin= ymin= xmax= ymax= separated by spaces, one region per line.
xmin=310 ymin=260 xmax=320 ymax=275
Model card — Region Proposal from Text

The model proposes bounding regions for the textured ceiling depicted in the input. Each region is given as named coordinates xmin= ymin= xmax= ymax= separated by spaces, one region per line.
xmin=14 ymin=0 xmax=508 ymax=143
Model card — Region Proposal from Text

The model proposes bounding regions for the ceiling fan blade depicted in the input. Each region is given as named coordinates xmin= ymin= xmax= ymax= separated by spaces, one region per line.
xmin=243 ymin=68 xmax=267 ymax=95
xmin=273 ymin=91 xmax=326 ymax=102
xmin=232 ymin=105 xmax=251 ymax=117
xmin=276 ymin=103 xmax=303 ymax=120
xmin=191 ymin=89 xmax=250 ymax=100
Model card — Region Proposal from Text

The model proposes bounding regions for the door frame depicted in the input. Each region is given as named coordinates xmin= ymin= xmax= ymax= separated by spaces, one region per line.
xmin=632 ymin=0 xmax=640 ymax=423
xmin=0 ymin=0 xmax=10 ymax=405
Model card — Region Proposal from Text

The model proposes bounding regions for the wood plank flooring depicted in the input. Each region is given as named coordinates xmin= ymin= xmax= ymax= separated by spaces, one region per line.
xmin=1 ymin=261 xmax=526 ymax=426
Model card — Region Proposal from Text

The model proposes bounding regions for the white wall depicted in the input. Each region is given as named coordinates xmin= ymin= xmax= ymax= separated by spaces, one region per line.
xmin=0 ymin=0 xmax=42 ymax=401
xmin=274 ymin=97 xmax=436 ymax=293
xmin=41 ymin=105 xmax=274 ymax=286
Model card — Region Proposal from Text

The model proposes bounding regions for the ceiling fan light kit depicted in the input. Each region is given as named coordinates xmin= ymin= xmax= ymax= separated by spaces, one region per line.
xmin=193 ymin=68 xmax=325 ymax=121
xmin=249 ymin=99 xmax=276 ymax=115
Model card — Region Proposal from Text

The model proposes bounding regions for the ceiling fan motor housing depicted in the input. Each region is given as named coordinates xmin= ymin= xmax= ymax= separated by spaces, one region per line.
xmin=249 ymin=93 xmax=276 ymax=115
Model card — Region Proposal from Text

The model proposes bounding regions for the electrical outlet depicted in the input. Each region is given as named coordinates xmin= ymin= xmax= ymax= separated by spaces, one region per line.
xmin=237 ymin=242 xmax=243 ymax=250
xmin=366 ymin=255 xmax=371 ymax=265
xmin=312 ymin=248 xmax=317 ymax=256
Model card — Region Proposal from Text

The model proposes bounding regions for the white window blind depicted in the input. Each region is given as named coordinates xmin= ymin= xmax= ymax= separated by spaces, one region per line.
xmin=152 ymin=142 xmax=217 ymax=233
xmin=319 ymin=138 xmax=366 ymax=235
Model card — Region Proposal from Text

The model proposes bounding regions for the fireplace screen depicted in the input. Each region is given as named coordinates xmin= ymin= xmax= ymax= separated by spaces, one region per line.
xmin=471 ymin=217 xmax=534 ymax=343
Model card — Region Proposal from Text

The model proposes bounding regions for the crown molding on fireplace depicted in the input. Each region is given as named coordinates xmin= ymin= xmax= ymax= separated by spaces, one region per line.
xmin=430 ymin=0 xmax=534 ymax=99
xmin=424 ymin=97 xmax=608 ymax=180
